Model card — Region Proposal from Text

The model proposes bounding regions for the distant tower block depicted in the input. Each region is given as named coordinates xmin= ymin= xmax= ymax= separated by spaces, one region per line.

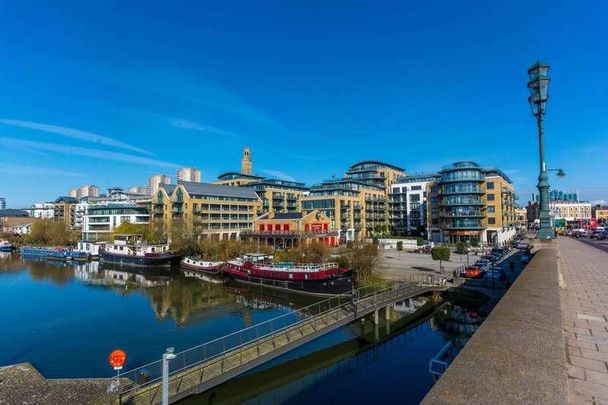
xmin=241 ymin=147 xmax=253 ymax=175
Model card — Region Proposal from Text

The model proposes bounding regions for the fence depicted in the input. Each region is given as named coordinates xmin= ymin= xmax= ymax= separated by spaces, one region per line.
xmin=109 ymin=276 xmax=447 ymax=404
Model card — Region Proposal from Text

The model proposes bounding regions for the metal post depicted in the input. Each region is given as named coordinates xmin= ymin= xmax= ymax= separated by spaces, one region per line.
xmin=162 ymin=347 xmax=176 ymax=405
xmin=536 ymin=104 xmax=554 ymax=239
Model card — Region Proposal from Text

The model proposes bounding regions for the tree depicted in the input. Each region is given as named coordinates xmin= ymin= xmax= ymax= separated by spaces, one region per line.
xmin=396 ymin=241 xmax=403 ymax=251
xmin=431 ymin=245 xmax=450 ymax=273
xmin=337 ymin=242 xmax=379 ymax=287
xmin=455 ymin=241 xmax=468 ymax=254
xmin=25 ymin=219 xmax=78 ymax=246
xmin=470 ymin=237 xmax=480 ymax=248
xmin=169 ymin=220 xmax=201 ymax=256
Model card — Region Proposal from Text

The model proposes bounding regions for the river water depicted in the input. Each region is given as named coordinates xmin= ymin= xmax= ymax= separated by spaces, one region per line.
xmin=0 ymin=253 xmax=483 ymax=404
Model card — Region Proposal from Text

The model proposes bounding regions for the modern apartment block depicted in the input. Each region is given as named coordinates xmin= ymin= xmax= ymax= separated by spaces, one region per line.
xmin=389 ymin=174 xmax=437 ymax=235
xmin=344 ymin=160 xmax=406 ymax=194
xmin=152 ymin=181 xmax=261 ymax=240
xmin=252 ymin=179 xmax=307 ymax=215
xmin=147 ymin=174 xmax=171 ymax=196
xmin=427 ymin=161 xmax=517 ymax=245
xmin=81 ymin=188 xmax=151 ymax=240
xmin=176 ymin=167 xmax=202 ymax=183
xmin=299 ymin=161 xmax=403 ymax=241
xmin=0 ymin=197 xmax=5 ymax=210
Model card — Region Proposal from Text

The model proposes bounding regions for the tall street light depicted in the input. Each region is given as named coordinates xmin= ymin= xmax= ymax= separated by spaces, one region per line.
xmin=527 ymin=61 xmax=554 ymax=240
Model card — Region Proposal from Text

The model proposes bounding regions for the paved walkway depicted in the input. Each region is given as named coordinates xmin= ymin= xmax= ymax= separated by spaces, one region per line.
xmin=559 ymin=236 xmax=608 ymax=404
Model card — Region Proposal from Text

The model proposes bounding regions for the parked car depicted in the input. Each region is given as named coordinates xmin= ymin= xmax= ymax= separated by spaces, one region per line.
xmin=591 ymin=228 xmax=606 ymax=239
xmin=464 ymin=266 xmax=484 ymax=279
xmin=484 ymin=270 xmax=502 ymax=280
xmin=475 ymin=259 xmax=491 ymax=267
xmin=521 ymin=253 xmax=531 ymax=264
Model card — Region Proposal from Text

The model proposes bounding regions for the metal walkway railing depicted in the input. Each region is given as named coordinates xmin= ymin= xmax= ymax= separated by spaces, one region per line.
xmin=111 ymin=274 xmax=447 ymax=404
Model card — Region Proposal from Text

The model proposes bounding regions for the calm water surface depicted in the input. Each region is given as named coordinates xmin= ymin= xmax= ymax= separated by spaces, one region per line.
xmin=0 ymin=253 xmax=482 ymax=404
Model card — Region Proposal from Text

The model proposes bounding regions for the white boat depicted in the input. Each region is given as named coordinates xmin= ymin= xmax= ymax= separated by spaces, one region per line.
xmin=180 ymin=257 xmax=224 ymax=274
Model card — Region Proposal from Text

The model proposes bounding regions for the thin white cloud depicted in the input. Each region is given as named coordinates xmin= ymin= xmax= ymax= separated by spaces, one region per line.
xmin=0 ymin=163 xmax=84 ymax=177
xmin=0 ymin=137 xmax=180 ymax=169
xmin=0 ymin=118 xmax=153 ymax=156
xmin=261 ymin=169 xmax=296 ymax=182
xmin=170 ymin=119 xmax=243 ymax=139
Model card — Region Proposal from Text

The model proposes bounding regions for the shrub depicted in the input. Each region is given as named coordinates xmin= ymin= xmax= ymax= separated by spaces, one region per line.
xmin=396 ymin=241 xmax=403 ymax=251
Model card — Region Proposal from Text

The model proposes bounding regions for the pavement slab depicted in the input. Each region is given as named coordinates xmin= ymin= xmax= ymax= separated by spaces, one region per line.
xmin=559 ymin=236 xmax=608 ymax=404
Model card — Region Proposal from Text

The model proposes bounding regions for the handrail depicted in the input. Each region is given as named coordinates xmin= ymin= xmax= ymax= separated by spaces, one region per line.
xmin=114 ymin=275 xmax=447 ymax=402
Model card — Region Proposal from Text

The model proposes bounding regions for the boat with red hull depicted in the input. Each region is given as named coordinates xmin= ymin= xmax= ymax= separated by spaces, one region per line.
xmin=222 ymin=258 xmax=353 ymax=296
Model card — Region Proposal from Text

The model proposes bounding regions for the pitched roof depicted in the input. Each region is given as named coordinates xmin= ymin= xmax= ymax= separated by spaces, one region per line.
xmin=160 ymin=184 xmax=176 ymax=195
xmin=0 ymin=209 xmax=29 ymax=217
xmin=177 ymin=181 xmax=259 ymax=199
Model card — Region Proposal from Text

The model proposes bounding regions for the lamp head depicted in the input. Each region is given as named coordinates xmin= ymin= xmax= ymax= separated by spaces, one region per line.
xmin=527 ymin=61 xmax=551 ymax=116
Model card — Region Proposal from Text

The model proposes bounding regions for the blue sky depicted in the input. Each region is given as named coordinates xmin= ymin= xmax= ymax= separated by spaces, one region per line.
xmin=1 ymin=0 xmax=606 ymax=208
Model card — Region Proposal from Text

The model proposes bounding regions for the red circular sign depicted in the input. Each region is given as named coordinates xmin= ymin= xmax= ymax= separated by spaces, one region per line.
xmin=109 ymin=349 xmax=127 ymax=369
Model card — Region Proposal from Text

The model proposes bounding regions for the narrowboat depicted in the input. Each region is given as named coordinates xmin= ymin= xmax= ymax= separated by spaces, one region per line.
xmin=222 ymin=255 xmax=353 ymax=296
xmin=180 ymin=257 xmax=224 ymax=274
xmin=0 ymin=241 xmax=13 ymax=252
xmin=100 ymin=234 xmax=181 ymax=267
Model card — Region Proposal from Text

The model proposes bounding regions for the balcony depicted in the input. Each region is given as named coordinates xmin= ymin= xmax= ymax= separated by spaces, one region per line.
xmin=439 ymin=199 xmax=484 ymax=207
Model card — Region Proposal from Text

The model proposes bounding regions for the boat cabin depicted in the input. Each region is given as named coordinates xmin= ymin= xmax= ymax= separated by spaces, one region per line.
xmin=105 ymin=234 xmax=171 ymax=256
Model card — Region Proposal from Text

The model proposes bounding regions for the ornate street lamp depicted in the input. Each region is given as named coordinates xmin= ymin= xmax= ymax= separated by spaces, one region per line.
xmin=527 ymin=61 xmax=554 ymax=239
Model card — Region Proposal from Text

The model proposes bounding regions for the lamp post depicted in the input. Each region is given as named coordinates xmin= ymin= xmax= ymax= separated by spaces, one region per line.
xmin=527 ymin=61 xmax=554 ymax=240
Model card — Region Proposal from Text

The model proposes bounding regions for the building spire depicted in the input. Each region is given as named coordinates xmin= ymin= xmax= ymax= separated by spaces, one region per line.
xmin=241 ymin=147 xmax=252 ymax=175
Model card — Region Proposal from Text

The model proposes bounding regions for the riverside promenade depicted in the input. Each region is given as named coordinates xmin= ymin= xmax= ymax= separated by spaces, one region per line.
xmin=424 ymin=236 xmax=608 ymax=404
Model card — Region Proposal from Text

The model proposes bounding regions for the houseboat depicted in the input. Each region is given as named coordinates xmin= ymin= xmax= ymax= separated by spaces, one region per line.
xmin=222 ymin=255 xmax=353 ymax=296
xmin=100 ymin=234 xmax=181 ymax=267
xmin=180 ymin=257 xmax=224 ymax=274
xmin=75 ymin=240 xmax=107 ymax=260
xmin=20 ymin=246 xmax=90 ymax=262
xmin=0 ymin=241 xmax=13 ymax=252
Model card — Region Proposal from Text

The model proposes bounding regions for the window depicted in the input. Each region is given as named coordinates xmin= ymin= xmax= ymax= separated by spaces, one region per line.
xmin=409 ymin=194 xmax=420 ymax=202
xmin=487 ymin=182 xmax=495 ymax=190
xmin=488 ymin=217 xmax=496 ymax=224
xmin=487 ymin=206 xmax=495 ymax=213
xmin=411 ymin=185 xmax=422 ymax=191
xmin=487 ymin=194 xmax=495 ymax=201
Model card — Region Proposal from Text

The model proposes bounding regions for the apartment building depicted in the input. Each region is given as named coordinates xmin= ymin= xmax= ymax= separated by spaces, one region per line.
xmin=81 ymin=187 xmax=151 ymax=239
xmin=344 ymin=160 xmax=406 ymax=194
xmin=389 ymin=175 xmax=437 ymax=235
xmin=301 ymin=178 xmax=387 ymax=242
xmin=177 ymin=167 xmax=202 ymax=183
xmin=147 ymin=174 xmax=171 ymax=196
xmin=152 ymin=181 xmax=261 ymax=240
xmin=549 ymin=201 xmax=592 ymax=221
xmin=427 ymin=161 xmax=517 ymax=245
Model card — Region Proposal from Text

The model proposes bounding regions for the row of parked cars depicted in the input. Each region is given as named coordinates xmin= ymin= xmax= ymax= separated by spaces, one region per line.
xmin=463 ymin=246 xmax=513 ymax=279
xmin=567 ymin=227 xmax=607 ymax=240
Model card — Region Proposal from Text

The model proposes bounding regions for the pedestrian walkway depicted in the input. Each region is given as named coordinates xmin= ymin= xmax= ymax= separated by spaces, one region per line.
xmin=559 ymin=236 xmax=608 ymax=404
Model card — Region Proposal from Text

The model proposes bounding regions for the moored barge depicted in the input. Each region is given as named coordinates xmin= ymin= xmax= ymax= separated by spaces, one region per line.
xmin=99 ymin=234 xmax=181 ymax=267
xmin=222 ymin=256 xmax=353 ymax=296
xmin=180 ymin=257 xmax=224 ymax=274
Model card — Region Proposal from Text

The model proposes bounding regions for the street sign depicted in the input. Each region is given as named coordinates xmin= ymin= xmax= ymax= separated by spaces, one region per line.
xmin=109 ymin=349 xmax=127 ymax=370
